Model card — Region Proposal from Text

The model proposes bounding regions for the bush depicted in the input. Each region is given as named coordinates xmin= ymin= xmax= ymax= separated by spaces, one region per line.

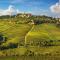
xmin=25 ymin=50 xmax=35 ymax=56
xmin=8 ymin=43 xmax=18 ymax=49
xmin=0 ymin=33 xmax=7 ymax=45
xmin=33 ymin=20 xmax=43 ymax=25
xmin=40 ymin=40 xmax=54 ymax=46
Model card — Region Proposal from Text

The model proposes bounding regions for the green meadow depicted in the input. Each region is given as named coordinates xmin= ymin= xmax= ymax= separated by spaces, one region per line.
xmin=26 ymin=23 xmax=60 ymax=46
xmin=0 ymin=15 xmax=60 ymax=60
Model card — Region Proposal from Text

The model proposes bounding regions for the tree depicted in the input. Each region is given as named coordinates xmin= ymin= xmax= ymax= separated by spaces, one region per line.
xmin=8 ymin=43 xmax=18 ymax=49
xmin=0 ymin=33 xmax=7 ymax=45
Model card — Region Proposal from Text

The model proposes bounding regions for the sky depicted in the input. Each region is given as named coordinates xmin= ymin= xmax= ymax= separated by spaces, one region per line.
xmin=0 ymin=0 xmax=60 ymax=17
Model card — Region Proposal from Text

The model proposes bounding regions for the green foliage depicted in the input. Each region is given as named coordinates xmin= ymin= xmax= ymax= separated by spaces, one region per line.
xmin=0 ymin=33 xmax=7 ymax=45
xmin=8 ymin=43 xmax=18 ymax=48
xmin=25 ymin=50 xmax=34 ymax=56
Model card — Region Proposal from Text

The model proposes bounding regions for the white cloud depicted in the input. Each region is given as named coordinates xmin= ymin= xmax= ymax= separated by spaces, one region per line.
xmin=50 ymin=3 xmax=60 ymax=13
xmin=0 ymin=5 xmax=18 ymax=16
xmin=0 ymin=5 xmax=32 ymax=16
xmin=16 ymin=9 xmax=24 ymax=13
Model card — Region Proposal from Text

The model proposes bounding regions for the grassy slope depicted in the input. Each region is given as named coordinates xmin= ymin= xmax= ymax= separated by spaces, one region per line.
xmin=26 ymin=23 xmax=60 ymax=43
xmin=0 ymin=20 xmax=33 ymax=56
xmin=0 ymin=21 xmax=32 ymax=46
xmin=0 ymin=21 xmax=60 ymax=57
xmin=25 ymin=23 xmax=60 ymax=54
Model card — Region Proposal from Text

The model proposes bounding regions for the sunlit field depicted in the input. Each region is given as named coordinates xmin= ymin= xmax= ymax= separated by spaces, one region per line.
xmin=0 ymin=9 xmax=60 ymax=60
xmin=26 ymin=23 xmax=60 ymax=45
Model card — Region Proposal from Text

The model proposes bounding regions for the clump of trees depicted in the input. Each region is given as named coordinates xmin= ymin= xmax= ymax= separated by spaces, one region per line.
xmin=0 ymin=33 xmax=8 ymax=50
xmin=0 ymin=33 xmax=7 ymax=45
xmin=40 ymin=40 xmax=54 ymax=46
xmin=26 ymin=39 xmax=59 ymax=47
xmin=0 ymin=14 xmax=58 ymax=25
xmin=0 ymin=43 xmax=18 ymax=50
xmin=0 ymin=33 xmax=18 ymax=50
xmin=8 ymin=43 xmax=18 ymax=49
xmin=33 ymin=20 xmax=43 ymax=25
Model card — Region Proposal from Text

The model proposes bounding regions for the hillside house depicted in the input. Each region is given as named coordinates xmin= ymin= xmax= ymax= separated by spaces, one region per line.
xmin=56 ymin=18 xmax=60 ymax=24
xmin=17 ymin=13 xmax=32 ymax=18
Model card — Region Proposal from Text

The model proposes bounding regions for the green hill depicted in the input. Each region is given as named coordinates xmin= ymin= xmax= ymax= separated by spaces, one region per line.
xmin=0 ymin=15 xmax=60 ymax=59
xmin=0 ymin=20 xmax=32 ymax=47
xmin=26 ymin=23 xmax=60 ymax=46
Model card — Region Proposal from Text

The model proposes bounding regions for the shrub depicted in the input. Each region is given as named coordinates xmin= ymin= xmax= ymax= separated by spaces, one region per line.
xmin=0 ymin=33 xmax=7 ymax=45
xmin=25 ymin=50 xmax=35 ymax=56
xmin=8 ymin=43 xmax=18 ymax=49
xmin=40 ymin=40 xmax=54 ymax=46
xmin=33 ymin=20 xmax=43 ymax=25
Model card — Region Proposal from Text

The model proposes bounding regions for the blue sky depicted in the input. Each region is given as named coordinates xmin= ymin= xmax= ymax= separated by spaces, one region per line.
xmin=0 ymin=0 xmax=59 ymax=17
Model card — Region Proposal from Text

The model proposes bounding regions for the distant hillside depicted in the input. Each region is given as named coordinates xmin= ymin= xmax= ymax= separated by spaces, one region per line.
xmin=0 ymin=14 xmax=60 ymax=57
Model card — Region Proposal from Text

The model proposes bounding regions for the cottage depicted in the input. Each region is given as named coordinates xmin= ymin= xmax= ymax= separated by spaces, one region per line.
xmin=17 ymin=13 xmax=32 ymax=18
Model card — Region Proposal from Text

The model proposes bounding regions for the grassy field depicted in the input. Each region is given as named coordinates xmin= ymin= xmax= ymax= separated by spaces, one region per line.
xmin=0 ymin=20 xmax=32 ymax=46
xmin=26 ymin=23 xmax=60 ymax=45
xmin=0 ymin=20 xmax=60 ymax=60
xmin=0 ymin=55 xmax=60 ymax=60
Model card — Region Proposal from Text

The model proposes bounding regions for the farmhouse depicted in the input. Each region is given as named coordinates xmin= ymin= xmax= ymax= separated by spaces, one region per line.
xmin=17 ymin=13 xmax=32 ymax=18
